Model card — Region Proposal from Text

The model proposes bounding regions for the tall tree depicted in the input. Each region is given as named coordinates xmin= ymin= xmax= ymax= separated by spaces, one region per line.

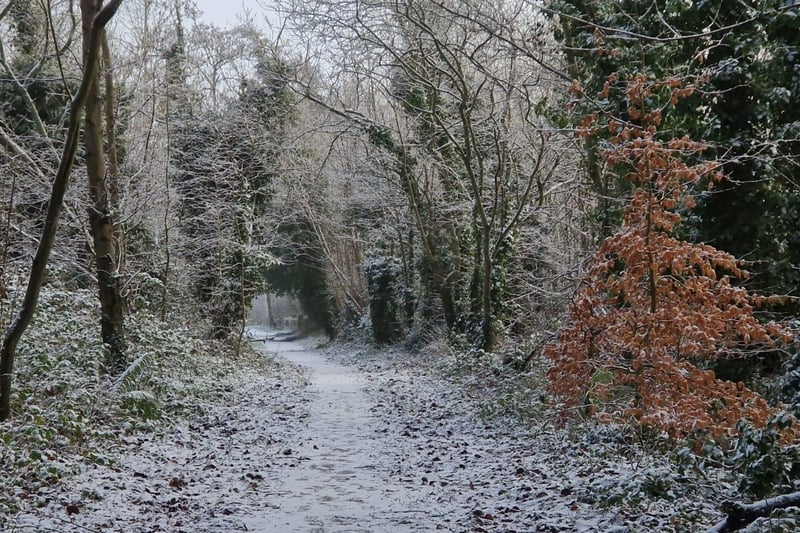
xmin=81 ymin=0 xmax=126 ymax=372
xmin=283 ymin=0 xmax=565 ymax=350
xmin=173 ymin=48 xmax=294 ymax=339
xmin=0 ymin=0 xmax=125 ymax=420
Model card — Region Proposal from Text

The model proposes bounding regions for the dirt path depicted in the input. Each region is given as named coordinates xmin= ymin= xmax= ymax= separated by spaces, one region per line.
xmin=10 ymin=334 xmax=634 ymax=532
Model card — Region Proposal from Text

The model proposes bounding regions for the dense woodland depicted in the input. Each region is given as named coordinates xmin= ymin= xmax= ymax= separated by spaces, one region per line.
xmin=1 ymin=0 xmax=799 ymax=530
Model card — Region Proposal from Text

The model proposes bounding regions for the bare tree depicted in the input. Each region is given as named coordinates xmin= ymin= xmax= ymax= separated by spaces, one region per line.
xmin=277 ymin=0 xmax=577 ymax=350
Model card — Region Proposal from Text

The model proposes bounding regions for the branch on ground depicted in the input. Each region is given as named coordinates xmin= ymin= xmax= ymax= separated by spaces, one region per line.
xmin=707 ymin=491 xmax=800 ymax=533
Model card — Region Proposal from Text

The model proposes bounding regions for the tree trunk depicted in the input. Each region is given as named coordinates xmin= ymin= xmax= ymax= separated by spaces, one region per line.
xmin=81 ymin=0 xmax=126 ymax=373
xmin=0 ymin=0 xmax=125 ymax=421
xmin=481 ymin=226 xmax=494 ymax=351
xmin=266 ymin=293 xmax=276 ymax=328
xmin=101 ymin=32 xmax=125 ymax=276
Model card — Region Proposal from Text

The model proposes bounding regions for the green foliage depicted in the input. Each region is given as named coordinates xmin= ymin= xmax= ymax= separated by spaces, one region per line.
xmin=550 ymin=0 xmax=800 ymax=295
xmin=366 ymin=124 xmax=397 ymax=152
xmin=240 ymin=54 xmax=295 ymax=129
xmin=172 ymin=51 xmax=296 ymax=338
xmin=264 ymin=218 xmax=338 ymax=339
xmin=8 ymin=0 xmax=44 ymax=59
xmin=0 ymin=289 xmax=129 ymax=513
xmin=119 ymin=390 xmax=160 ymax=421
xmin=728 ymin=414 xmax=800 ymax=498
xmin=364 ymin=254 xmax=407 ymax=344
xmin=0 ymin=62 xmax=73 ymax=135
xmin=173 ymin=120 xmax=275 ymax=336
xmin=0 ymin=277 xmax=240 ymax=521
xmin=113 ymin=352 xmax=157 ymax=394
xmin=0 ymin=1 xmax=75 ymax=136
xmin=780 ymin=340 xmax=800 ymax=417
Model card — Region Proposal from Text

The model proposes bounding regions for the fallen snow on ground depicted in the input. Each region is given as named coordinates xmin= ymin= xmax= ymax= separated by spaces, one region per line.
xmin=7 ymin=333 xmax=732 ymax=532
xmin=323 ymin=343 xmax=732 ymax=533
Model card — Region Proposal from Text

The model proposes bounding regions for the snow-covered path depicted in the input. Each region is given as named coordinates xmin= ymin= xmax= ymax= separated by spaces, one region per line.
xmin=8 ymin=335 xmax=668 ymax=532
xmin=245 ymin=338 xmax=630 ymax=533
xmin=243 ymin=339 xmax=443 ymax=532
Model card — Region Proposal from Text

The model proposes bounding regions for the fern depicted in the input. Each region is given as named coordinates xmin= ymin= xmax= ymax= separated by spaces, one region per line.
xmin=112 ymin=352 xmax=156 ymax=393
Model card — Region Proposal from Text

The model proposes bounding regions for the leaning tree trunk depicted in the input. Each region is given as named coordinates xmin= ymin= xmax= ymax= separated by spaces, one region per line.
xmin=0 ymin=0 xmax=125 ymax=421
xmin=81 ymin=0 xmax=126 ymax=373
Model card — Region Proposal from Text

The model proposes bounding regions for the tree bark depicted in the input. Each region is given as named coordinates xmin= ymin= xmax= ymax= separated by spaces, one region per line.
xmin=0 ymin=0 xmax=125 ymax=421
xmin=101 ymin=31 xmax=125 ymax=275
xmin=81 ymin=0 xmax=126 ymax=373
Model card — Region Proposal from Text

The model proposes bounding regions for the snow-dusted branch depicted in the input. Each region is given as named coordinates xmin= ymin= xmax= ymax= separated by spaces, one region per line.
xmin=706 ymin=491 xmax=800 ymax=533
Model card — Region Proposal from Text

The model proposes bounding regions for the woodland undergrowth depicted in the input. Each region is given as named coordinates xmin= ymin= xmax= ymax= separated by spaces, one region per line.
xmin=0 ymin=272 xmax=272 ymax=522
xmin=404 ymin=330 xmax=798 ymax=531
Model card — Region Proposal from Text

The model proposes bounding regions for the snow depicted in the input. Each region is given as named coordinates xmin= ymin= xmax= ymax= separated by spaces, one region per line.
xmin=6 ymin=333 xmax=736 ymax=531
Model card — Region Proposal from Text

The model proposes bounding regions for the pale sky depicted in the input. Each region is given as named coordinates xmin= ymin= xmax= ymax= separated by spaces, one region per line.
xmin=192 ymin=0 xmax=269 ymax=28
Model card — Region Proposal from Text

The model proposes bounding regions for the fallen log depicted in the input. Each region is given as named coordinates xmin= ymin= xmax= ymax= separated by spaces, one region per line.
xmin=273 ymin=332 xmax=302 ymax=342
xmin=247 ymin=331 xmax=301 ymax=342
xmin=706 ymin=491 xmax=800 ymax=532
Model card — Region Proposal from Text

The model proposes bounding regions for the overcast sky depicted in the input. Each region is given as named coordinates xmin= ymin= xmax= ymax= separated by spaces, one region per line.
xmin=192 ymin=0 xmax=269 ymax=27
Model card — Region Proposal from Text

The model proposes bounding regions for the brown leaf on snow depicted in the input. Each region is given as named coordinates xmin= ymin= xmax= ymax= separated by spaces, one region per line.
xmin=65 ymin=503 xmax=81 ymax=515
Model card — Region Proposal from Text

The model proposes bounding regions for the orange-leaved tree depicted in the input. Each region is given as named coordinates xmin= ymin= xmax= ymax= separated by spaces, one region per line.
xmin=546 ymin=74 xmax=794 ymax=440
